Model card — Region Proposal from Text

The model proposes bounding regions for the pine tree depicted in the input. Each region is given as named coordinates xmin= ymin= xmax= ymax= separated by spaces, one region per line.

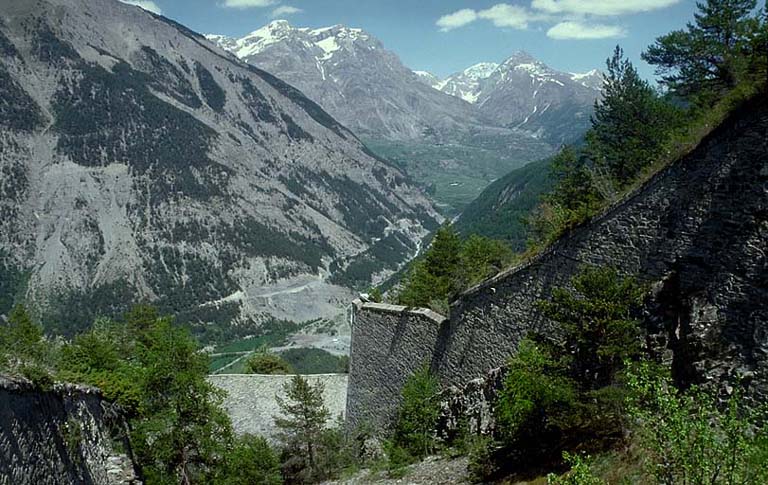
xmin=643 ymin=0 xmax=761 ymax=101
xmin=397 ymin=224 xmax=462 ymax=308
xmin=274 ymin=375 xmax=331 ymax=481
xmin=587 ymin=46 xmax=676 ymax=186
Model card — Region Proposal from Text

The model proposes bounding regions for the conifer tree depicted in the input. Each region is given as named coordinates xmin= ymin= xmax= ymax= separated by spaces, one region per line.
xmin=274 ymin=375 xmax=331 ymax=481
xmin=587 ymin=46 xmax=675 ymax=185
xmin=643 ymin=0 xmax=761 ymax=100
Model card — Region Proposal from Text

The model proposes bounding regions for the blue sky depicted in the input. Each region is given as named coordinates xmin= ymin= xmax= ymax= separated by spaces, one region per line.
xmin=121 ymin=1 xmax=718 ymax=80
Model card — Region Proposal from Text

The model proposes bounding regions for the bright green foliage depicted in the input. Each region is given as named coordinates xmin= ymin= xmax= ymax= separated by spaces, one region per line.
xmin=547 ymin=453 xmax=605 ymax=485
xmin=131 ymin=318 xmax=233 ymax=484
xmin=58 ymin=318 xmax=143 ymax=410
xmin=58 ymin=306 xmax=235 ymax=484
xmin=245 ymin=348 xmax=294 ymax=375
xmin=627 ymin=362 xmax=768 ymax=485
xmin=455 ymin=235 xmax=515 ymax=290
xmin=587 ymin=46 xmax=681 ymax=186
xmin=538 ymin=266 xmax=644 ymax=390
xmin=0 ymin=304 xmax=55 ymax=386
xmin=545 ymin=147 xmax=602 ymax=214
xmin=496 ymin=339 xmax=578 ymax=453
xmin=643 ymin=0 xmax=764 ymax=102
xmin=274 ymin=374 xmax=332 ymax=482
xmin=368 ymin=287 xmax=383 ymax=303
xmin=216 ymin=434 xmax=282 ymax=485
xmin=392 ymin=365 xmax=441 ymax=460
xmin=397 ymin=224 xmax=515 ymax=309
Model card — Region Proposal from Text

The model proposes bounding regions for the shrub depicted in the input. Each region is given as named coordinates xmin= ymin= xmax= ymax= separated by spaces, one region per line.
xmin=217 ymin=434 xmax=282 ymax=485
xmin=246 ymin=349 xmax=294 ymax=375
xmin=626 ymin=362 xmax=768 ymax=485
xmin=391 ymin=365 xmax=441 ymax=459
xmin=547 ymin=453 xmax=604 ymax=485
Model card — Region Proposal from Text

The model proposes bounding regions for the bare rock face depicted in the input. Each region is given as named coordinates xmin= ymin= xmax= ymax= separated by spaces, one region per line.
xmin=0 ymin=0 xmax=440 ymax=334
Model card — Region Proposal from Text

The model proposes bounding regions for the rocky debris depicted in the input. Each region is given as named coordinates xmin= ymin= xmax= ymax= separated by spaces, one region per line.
xmin=437 ymin=367 xmax=505 ymax=440
xmin=322 ymin=456 xmax=470 ymax=485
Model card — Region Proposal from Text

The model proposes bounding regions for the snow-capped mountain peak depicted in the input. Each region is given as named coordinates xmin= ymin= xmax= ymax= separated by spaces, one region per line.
xmin=463 ymin=62 xmax=500 ymax=80
xmin=207 ymin=21 xmax=378 ymax=63
xmin=570 ymin=69 xmax=604 ymax=90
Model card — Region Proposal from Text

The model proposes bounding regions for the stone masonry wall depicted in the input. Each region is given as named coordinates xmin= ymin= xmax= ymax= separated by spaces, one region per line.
xmin=348 ymin=93 xmax=768 ymax=432
xmin=346 ymin=301 xmax=447 ymax=431
xmin=208 ymin=373 xmax=348 ymax=439
xmin=0 ymin=375 xmax=139 ymax=485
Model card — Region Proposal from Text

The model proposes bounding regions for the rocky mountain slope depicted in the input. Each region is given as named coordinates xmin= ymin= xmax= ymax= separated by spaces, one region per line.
xmin=431 ymin=53 xmax=602 ymax=143
xmin=0 ymin=0 xmax=439 ymax=336
xmin=207 ymin=21 xmax=513 ymax=143
xmin=207 ymin=22 xmax=558 ymax=213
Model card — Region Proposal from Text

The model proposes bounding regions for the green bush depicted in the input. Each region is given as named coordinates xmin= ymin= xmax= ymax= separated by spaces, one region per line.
xmin=217 ymin=434 xmax=282 ymax=485
xmin=547 ymin=453 xmax=604 ymax=485
xmin=397 ymin=224 xmax=515 ymax=309
xmin=391 ymin=365 xmax=441 ymax=459
xmin=626 ymin=362 xmax=768 ymax=485
xmin=487 ymin=267 xmax=644 ymax=477
xmin=245 ymin=349 xmax=294 ymax=375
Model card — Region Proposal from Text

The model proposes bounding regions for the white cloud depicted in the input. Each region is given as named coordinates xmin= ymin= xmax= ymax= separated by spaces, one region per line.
xmin=119 ymin=0 xmax=162 ymax=14
xmin=478 ymin=4 xmax=537 ymax=29
xmin=547 ymin=21 xmax=626 ymax=39
xmin=437 ymin=9 xmax=478 ymax=32
xmin=437 ymin=4 xmax=549 ymax=32
xmin=222 ymin=0 xmax=278 ymax=9
xmin=532 ymin=0 xmax=681 ymax=16
xmin=270 ymin=5 xmax=302 ymax=18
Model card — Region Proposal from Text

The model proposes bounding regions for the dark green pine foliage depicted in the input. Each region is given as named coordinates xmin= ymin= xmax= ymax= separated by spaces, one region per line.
xmin=587 ymin=46 xmax=679 ymax=186
xmin=488 ymin=268 xmax=646 ymax=475
xmin=538 ymin=266 xmax=645 ymax=390
xmin=392 ymin=366 xmax=441 ymax=460
xmin=642 ymin=0 xmax=762 ymax=102
xmin=397 ymin=224 xmax=515 ymax=309
xmin=397 ymin=224 xmax=461 ymax=308
xmin=274 ymin=375 xmax=332 ymax=482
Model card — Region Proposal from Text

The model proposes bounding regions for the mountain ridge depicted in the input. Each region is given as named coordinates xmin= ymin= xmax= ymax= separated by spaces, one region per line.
xmin=0 ymin=0 xmax=439 ymax=336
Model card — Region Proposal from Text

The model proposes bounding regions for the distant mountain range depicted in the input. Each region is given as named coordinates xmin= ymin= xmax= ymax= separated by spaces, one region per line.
xmin=0 ymin=0 xmax=438 ymax=336
xmin=207 ymin=21 xmax=601 ymax=212
xmin=421 ymin=54 xmax=603 ymax=144
xmin=208 ymin=22 xmax=602 ymax=145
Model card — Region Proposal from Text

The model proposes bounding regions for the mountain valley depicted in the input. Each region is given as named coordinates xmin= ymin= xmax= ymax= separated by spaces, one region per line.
xmin=208 ymin=21 xmax=600 ymax=213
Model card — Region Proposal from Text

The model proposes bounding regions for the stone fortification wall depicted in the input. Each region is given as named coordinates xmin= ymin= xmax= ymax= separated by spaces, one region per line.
xmin=345 ymin=301 xmax=447 ymax=430
xmin=208 ymin=373 xmax=348 ymax=439
xmin=348 ymin=94 xmax=768 ymax=432
xmin=0 ymin=375 xmax=138 ymax=485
